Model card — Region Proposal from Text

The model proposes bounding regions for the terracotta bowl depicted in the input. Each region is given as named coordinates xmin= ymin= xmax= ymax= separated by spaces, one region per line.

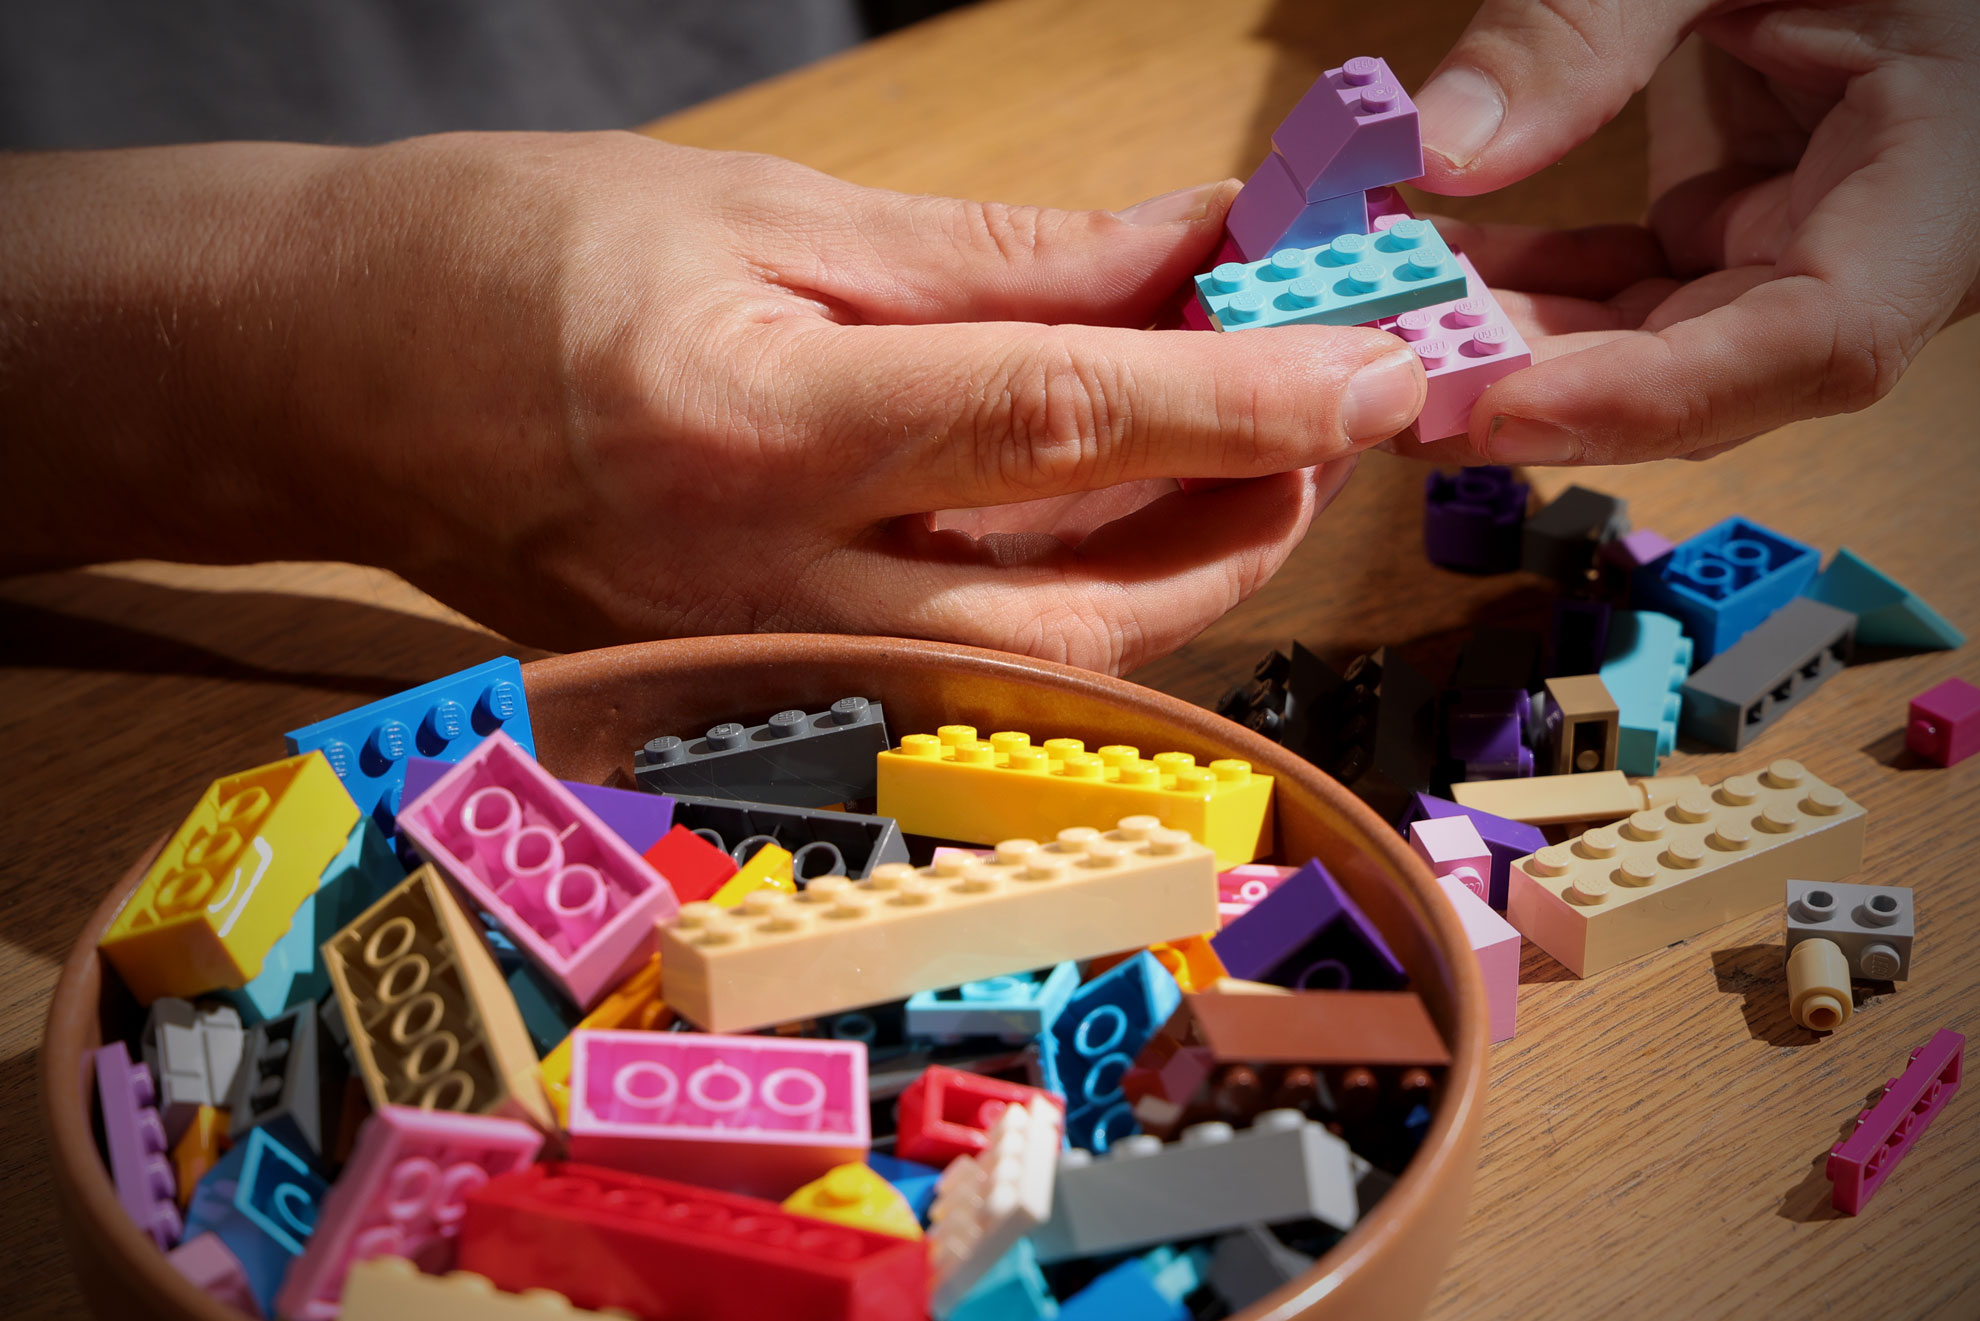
xmin=43 ymin=634 xmax=1487 ymax=1321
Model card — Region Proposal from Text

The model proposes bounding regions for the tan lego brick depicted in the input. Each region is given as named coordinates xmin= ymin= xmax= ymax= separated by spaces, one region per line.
xmin=1449 ymin=770 xmax=1701 ymax=826
xmin=1184 ymin=990 xmax=1451 ymax=1067
xmin=323 ymin=865 xmax=551 ymax=1130
xmin=341 ymin=1257 xmax=636 ymax=1319
xmin=1544 ymin=676 xmax=1620 ymax=775
xmin=659 ymin=817 xmax=1220 ymax=1033
xmin=1506 ymin=760 xmax=1867 ymax=977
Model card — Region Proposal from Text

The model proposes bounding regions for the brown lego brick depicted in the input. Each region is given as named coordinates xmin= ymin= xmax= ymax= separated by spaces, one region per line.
xmin=1544 ymin=675 xmax=1620 ymax=775
xmin=1183 ymin=989 xmax=1451 ymax=1068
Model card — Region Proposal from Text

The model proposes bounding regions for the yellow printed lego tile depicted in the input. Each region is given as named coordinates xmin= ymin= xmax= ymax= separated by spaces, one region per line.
xmin=784 ymin=1163 xmax=923 ymax=1240
xmin=710 ymin=841 xmax=797 ymax=908
xmin=537 ymin=952 xmax=672 ymax=1128
xmin=341 ymin=1257 xmax=636 ymax=1320
xmin=876 ymin=726 xmax=1274 ymax=866
xmin=101 ymin=752 xmax=359 ymax=1002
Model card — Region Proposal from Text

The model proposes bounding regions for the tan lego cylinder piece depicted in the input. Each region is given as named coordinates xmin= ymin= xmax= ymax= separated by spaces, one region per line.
xmin=1786 ymin=937 xmax=1852 ymax=1032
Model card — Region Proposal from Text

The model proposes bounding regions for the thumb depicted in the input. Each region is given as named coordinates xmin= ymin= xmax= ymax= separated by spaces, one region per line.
xmin=1412 ymin=0 xmax=1703 ymax=196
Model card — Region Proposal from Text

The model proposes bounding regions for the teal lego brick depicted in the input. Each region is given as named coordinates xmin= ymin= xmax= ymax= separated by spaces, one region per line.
xmin=942 ymin=1239 xmax=1059 ymax=1321
xmin=1805 ymin=547 xmax=1965 ymax=650
xmin=1599 ymin=610 xmax=1692 ymax=774
xmin=1194 ymin=217 xmax=1464 ymax=331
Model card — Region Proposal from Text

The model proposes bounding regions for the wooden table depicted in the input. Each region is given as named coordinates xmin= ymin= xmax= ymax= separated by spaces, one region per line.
xmin=3 ymin=1 xmax=1975 ymax=1317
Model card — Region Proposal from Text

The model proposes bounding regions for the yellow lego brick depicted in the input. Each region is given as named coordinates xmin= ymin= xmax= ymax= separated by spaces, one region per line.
xmin=1092 ymin=932 xmax=1226 ymax=993
xmin=341 ymin=1257 xmax=636 ymax=1320
xmin=660 ymin=817 xmax=1220 ymax=1033
xmin=324 ymin=865 xmax=551 ymax=1130
xmin=537 ymin=952 xmax=672 ymax=1127
xmin=783 ymin=1162 xmax=923 ymax=1240
xmin=1449 ymin=770 xmax=1702 ymax=826
xmin=876 ymin=726 xmax=1274 ymax=866
xmin=710 ymin=841 xmax=797 ymax=908
xmin=1506 ymin=759 xmax=1867 ymax=977
xmin=100 ymin=752 xmax=359 ymax=1002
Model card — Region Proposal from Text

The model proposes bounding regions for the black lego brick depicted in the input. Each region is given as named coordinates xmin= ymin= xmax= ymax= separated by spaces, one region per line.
xmin=1521 ymin=485 xmax=1629 ymax=585
xmin=664 ymin=792 xmax=909 ymax=879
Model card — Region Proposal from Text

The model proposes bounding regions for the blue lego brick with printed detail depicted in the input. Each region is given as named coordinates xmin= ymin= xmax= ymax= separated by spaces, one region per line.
xmin=1804 ymin=547 xmax=1965 ymax=650
xmin=906 ymin=963 xmax=1080 ymax=1043
xmin=865 ymin=1151 xmax=942 ymax=1224
xmin=183 ymin=1129 xmax=326 ymax=1317
xmin=1194 ymin=218 xmax=1464 ymax=331
xmin=284 ymin=656 xmax=534 ymax=831
xmin=1599 ymin=610 xmax=1692 ymax=774
xmin=1039 ymin=952 xmax=1182 ymax=1154
xmin=944 ymin=1239 xmax=1059 ymax=1321
xmin=1632 ymin=518 xmax=1819 ymax=661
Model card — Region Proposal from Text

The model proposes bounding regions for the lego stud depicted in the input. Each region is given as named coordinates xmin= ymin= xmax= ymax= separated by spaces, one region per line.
xmin=421 ymin=699 xmax=468 ymax=749
xmin=765 ymin=710 xmax=806 ymax=739
xmin=1043 ymin=737 xmax=1085 ymax=759
xmin=1111 ymin=1134 xmax=1165 ymax=1161
xmin=1358 ymin=84 xmax=1399 ymax=114
xmin=1717 ymin=774 xmax=1760 ymax=806
xmin=1524 ymin=844 xmax=1574 ymax=877
xmin=941 ymin=725 xmax=981 ymax=748
xmin=1615 ymin=857 xmax=1660 ymax=888
xmin=1341 ymin=55 xmax=1382 ymax=84
xmin=1097 ymin=745 xmax=1140 ymax=768
xmin=1622 ymin=810 xmax=1665 ymax=841
xmin=1802 ymin=786 xmax=1846 ymax=817
xmin=1448 ymin=298 xmax=1489 ymax=329
xmin=1860 ymin=892 xmax=1902 ymax=928
xmin=1707 ymin=822 xmax=1753 ymax=853
xmin=955 ymin=741 xmax=993 ymax=766
xmin=1669 ymin=791 xmax=1713 ymax=824
xmin=1382 ymin=219 xmax=1429 ymax=250
xmin=1566 ymin=873 xmax=1612 ymax=906
xmin=1203 ymin=262 xmax=1249 ymax=295
xmin=1757 ymin=803 xmax=1802 ymax=834
xmin=366 ymin=719 xmax=413 ymax=769
xmin=1661 ymin=838 xmax=1707 ymax=870
xmin=1059 ymin=752 xmax=1103 ymax=780
xmin=1007 ymin=746 xmax=1050 ymax=774
xmin=1266 ymin=249 xmax=1309 ymax=280
xmin=477 ymin=679 xmax=523 ymax=731
xmin=1338 ymin=261 xmax=1384 ymax=294
xmin=1790 ymin=888 xmax=1837 ymax=924
xmin=1412 ymin=338 xmax=1451 ymax=370
xmin=827 ymin=696 xmax=870 ymax=726
xmin=1470 ymin=324 xmax=1513 ymax=356
xmin=1787 ymin=937 xmax=1852 ymax=1031
xmin=1324 ymin=232 xmax=1371 ymax=264
xmin=1112 ymin=814 xmax=1162 ymax=840
xmin=1211 ymin=759 xmax=1252 ymax=784
xmin=1859 ymin=944 xmax=1904 ymax=980
xmin=1392 ymin=309 xmax=1434 ymax=340
xmin=641 ymin=735 xmax=686 ymax=766
xmin=1280 ymin=274 xmax=1326 ymax=309
xmin=705 ymin=722 xmax=747 ymax=751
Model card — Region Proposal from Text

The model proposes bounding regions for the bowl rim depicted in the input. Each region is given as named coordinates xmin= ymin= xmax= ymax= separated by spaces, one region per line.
xmin=41 ymin=632 xmax=1488 ymax=1321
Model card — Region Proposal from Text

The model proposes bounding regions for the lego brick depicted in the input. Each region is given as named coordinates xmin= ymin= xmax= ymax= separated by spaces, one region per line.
xmin=1508 ymin=760 xmax=1868 ymax=977
xmin=1211 ymin=858 xmax=1405 ymax=991
xmin=1037 ymin=952 xmax=1183 ymax=1151
xmin=1208 ymin=1224 xmax=1314 ymax=1313
xmin=1058 ymin=1255 xmax=1189 ymax=1321
xmin=1143 ymin=933 xmax=1227 ymax=994
xmin=1543 ymin=675 xmax=1620 ymax=776
xmin=536 ymin=953 xmax=670 ymax=1126
xmin=1401 ymin=793 xmax=1547 ymax=912
xmin=405 ymin=754 xmax=677 ymax=854
xmin=906 ymin=962 xmax=1080 ymax=1043
xmin=877 ymin=725 xmax=1273 ymax=867
xmin=632 ymin=696 xmax=890 ymax=808
xmin=1785 ymin=879 xmax=1914 ymax=980
xmin=144 ymin=999 xmax=245 ymax=1144
xmin=1550 ymin=598 xmax=1613 ymax=680
xmin=168 ymin=1233 xmax=262 ymax=1319
xmin=565 ymin=1030 xmax=867 ymax=1198
xmin=94 ymin=1040 xmax=183 ymax=1249
xmin=1225 ymin=149 xmax=1369 ymax=261
xmin=1422 ymin=465 xmax=1528 ymax=573
xmin=1437 ymin=877 xmax=1519 ymax=1042
xmin=399 ymin=729 xmax=681 ymax=1009
xmin=1351 ymin=648 xmax=1440 ymax=823
xmin=100 ymin=751 xmax=360 ymax=1003
xmin=708 ymin=839 xmax=797 ymax=908
xmin=277 ymin=1106 xmax=544 ymax=1320
xmin=1033 ymin=1108 xmax=1358 ymax=1262
xmin=1634 ymin=516 xmax=1820 ymax=661
xmin=1217 ymin=863 xmax=1297 ymax=927
xmin=1681 ymin=597 xmax=1856 ymax=750
xmin=943 ymin=1240 xmax=1057 ymax=1321
xmin=171 ymin=1105 xmax=230 ymax=1210
xmin=1376 ymin=255 xmax=1533 ymax=441
xmin=660 ymin=818 xmax=1219 ymax=1033
xmin=323 ymin=865 xmax=551 ymax=1130
xmin=1271 ymin=56 xmax=1423 ymax=200
xmin=339 ymin=1257 xmax=631 ymax=1321
xmin=1827 ymin=1029 xmax=1963 ymax=1214
xmin=1215 ymin=643 xmax=1380 ymax=786
xmin=1195 ymin=218 xmax=1464 ymax=332
xmin=639 ymin=823 xmax=738 ymax=905
xmin=1601 ymin=528 xmax=1675 ymax=572
xmin=1600 ymin=609 xmax=1693 ymax=773
xmin=1905 ymin=676 xmax=1980 ymax=768
xmin=1185 ymin=989 xmax=1450 ymax=1067
xmin=1521 ymin=485 xmax=1629 ymax=585
xmin=784 ymin=1162 xmax=923 ymax=1240
xmin=285 ymin=657 xmax=535 ymax=832
xmin=1804 ymin=547 xmax=1964 ymax=650
xmin=461 ymin=1162 xmax=928 ymax=1321
xmin=1410 ymin=815 xmax=1492 ymax=903
xmin=1786 ymin=936 xmax=1853 ymax=1031
xmin=663 ymin=792 xmax=909 ymax=881
xmin=928 ymin=1097 xmax=1062 ymax=1313
xmin=864 ymin=1151 xmax=940 ymax=1223
xmin=1447 ymin=690 xmax=1532 ymax=781
xmin=184 ymin=1127 xmax=328 ymax=1315
xmin=1449 ymin=769 xmax=1639 ymax=826
xmin=226 ymin=1004 xmax=344 ymax=1163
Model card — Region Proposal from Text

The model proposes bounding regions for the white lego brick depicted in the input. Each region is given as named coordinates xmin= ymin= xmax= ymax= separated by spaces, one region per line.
xmin=928 ymin=1097 xmax=1062 ymax=1316
xmin=143 ymin=999 xmax=245 ymax=1141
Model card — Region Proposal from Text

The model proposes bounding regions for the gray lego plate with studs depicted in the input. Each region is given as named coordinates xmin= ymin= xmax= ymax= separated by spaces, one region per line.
xmin=1784 ymin=878 xmax=1913 ymax=980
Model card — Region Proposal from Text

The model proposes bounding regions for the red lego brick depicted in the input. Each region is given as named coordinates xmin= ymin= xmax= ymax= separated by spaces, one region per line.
xmin=641 ymin=825 xmax=738 ymax=905
xmin=1906 ymin=677 xmax=1980 ymax=767
xmin=457 ymin=1162 xmax=927 ymax=1321
xmin=895 ymin=1065 xmax=1063 ymax=1167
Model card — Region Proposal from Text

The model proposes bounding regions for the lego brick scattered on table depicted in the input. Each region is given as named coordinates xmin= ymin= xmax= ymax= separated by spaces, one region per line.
xmin=1211 ymin=858 xmax=1406 ymax=991
xmin=1422 ymin=465 xmax=1529 ymax=574
xmin=1409 ymin=815 xmax=1492 ymax=903
xmin=1827 ymin=1029 xmax=1964 ymax=1215
xmin=928 ymin=1096 xmax=1062 ymax=1314
xmin=1803 ymin=547 xmax=1965 ymax=650
xmin=1375 ymin=254 xmax=1532 ymax=442
xmin=1350 ymin=648 xmax=1440 ymax=823
xmin=1905 ymin=676 xmax=1980 ymax=767
xmin=1599 ymin=609 xmax=1693 ymax=774
xmin=1785 ymin=879 xmax=1913 ymax=980
xmin=1448 ymin=769 xmax=1693 ymax=826
xmin=1400 ymin=794 xmax=1546 ymax=912
xmin=1680 ymin=596 xmax=1855 ymax=750
xmin=1446 ymin=688 xmax=1532 ymax=781
xmin=1543 ymin=675 xmax=1620 ymax=776
xmin=1195 ymin=218 xmax=1465 ymax=332
xmin=1521 ymin=485 xmax=1629 ymax=586
xmin=632 ymin=697 xmax=890 ymax=808
xmin=1785 ymin=935 xmax=1854 ymax=1032
xmin=1633 ymin=516 xmax=1820 ymax=662
xmin=94 ymin=1040 xmax=183 ymax=1250
xmin=1549 ymin=597 xmax=1613 ymax=679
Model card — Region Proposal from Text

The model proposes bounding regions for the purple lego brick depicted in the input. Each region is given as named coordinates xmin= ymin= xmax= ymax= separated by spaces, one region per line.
xmin=1272 ymin=56 xmax=1423 ymax=202
xmin=1600 ymin=528 xmax=1676 ymax=572
xmin=1400 ymin=793 xmax=1546 ymax=912
xmin=1447 ymin=692 xmax=1532 ymax=781
xmin=1209 ymin=858 xmax=1406 ymax=990
xmin=94 ymin=1041 xmax=183 ymax=1249
xmin=1549 ymin=598 xmax=1613 ymax=678
xmin=1226 ymin=152 xmax=1370 ymax=262
xmin=1827 ymin=1029 xmax=1963 ymax=1215
xmin=404 ymin=754 xmax=675 ymax=853
xmin=169 ymin=1233 xmax=263 ymax=1318
xmin=1423 ymin=466 xmax=1528 ymax=574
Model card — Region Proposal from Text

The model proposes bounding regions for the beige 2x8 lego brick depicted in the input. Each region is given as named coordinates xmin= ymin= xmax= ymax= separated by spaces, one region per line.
xmin=342 ymin=1256 xmax=635 ymax=1319
xmin=1506 ymin=759 xmax=1866 ymax=977
xmin=659 ymin=818 xmax=1220 ymax=1033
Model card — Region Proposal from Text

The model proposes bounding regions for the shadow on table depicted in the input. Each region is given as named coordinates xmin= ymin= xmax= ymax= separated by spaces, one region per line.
xmin=1776 ymin=1080 xmax=1891 ymax=1225
xmin=1859 ymin=726 xmax=1933 ymax=772
xmin=1711 ymin=943 xmax=1817 ymax=1049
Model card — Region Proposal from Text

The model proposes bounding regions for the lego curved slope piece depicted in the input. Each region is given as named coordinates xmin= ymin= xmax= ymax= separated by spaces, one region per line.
xmin=1826 ymin=1029 xmax=1963 ymax=1214
xmin=1907 ymin=676 xmax=1980 ymax=767
xmin=1599 ymin=609 xmax=1692 ymax=775
xmin=1805 ymin=547 xmax=1964 ymax=650
xmin=632 ymin=696 xmax=890 ymax=808
xmin=1195 ymin=219 xmax=1465 ymax=332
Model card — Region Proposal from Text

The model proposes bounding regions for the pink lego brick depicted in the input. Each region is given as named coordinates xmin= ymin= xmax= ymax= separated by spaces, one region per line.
xmin=1409 ymin=816 xmax=1492 ymax=904
xmin=169 ymin=1233 xmax=262 ymax=1318
xmin=1225 ymin=152 xmax=1371 ymax=262
xmin=1217 ymin=863 xmax=1298 ymax=927
xmin=275 ymin=1106 xmax=544 ymax=1320
xmin=1364 ymin=184 xmax=1413 ymax=227
xmin=398 ymin=730 xmax=681 ymax=1009
xmin=1601 ymin=528 xmax=1677 ymax=572
xmin=94 ymin=1041 xmax=183 ymax=1249
xmin=567 ymin=1030 xmax=869 ymax=1199
xmin=1827 ymin=1029 xmax=1963 ymax=1214
xmin=1906 ymin=676 xmax=1980 ymax=767
xmin=1370 ymin=254 xmax=1531 ymax=441
xmin=1436 ymin=876 xmax=1519 ymax=1042
xmin=1272 ymin=56 xmax=1423 ymax=202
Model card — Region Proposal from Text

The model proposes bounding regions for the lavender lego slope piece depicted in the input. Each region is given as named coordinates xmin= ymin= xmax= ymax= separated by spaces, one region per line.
xmin=1210 ymin=859 xmax=1405 ymax=990
xmin=1272 ymin=56 xmax=1423 ymax=201
xmin=1400 ymin=793 xmax=1546 ymax=912
xmin=94 ymin=1041 xmax=183 ymax=1249
xmin=403 ymin=754 xmax=676 ymax=854
xmin=1226 ymin=151 xmax=1372 ymax=262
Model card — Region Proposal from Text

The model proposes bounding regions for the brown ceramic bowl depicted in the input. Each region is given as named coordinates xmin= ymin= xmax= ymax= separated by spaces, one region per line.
xmin=44 ymin=634 xmax=1488 ymax=1321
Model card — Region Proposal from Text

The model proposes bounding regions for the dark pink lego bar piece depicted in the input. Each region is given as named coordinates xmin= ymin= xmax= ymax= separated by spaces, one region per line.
xmin=94 ymin=1040 xmax=184 ymax=1249
xmin=1271 ymin=56 xmax=1423 ymax=202
xmin=1826 ymin=1029 xmax=1964 ymax=1215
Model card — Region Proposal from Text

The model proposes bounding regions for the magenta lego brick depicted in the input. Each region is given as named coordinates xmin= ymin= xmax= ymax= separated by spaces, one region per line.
xmin=1372 ymin=254 xmax=1532 ymax=441
xmin=1400 ymin=793 xmax=1545 ymax=911
xmin=398 ymin=729 xmax=681 ymax=1009
xmin=1422 ymin=466 xmax=1528 ymax=574
xmin=1272 ymin=55 xmax=1423 ymax=201
xmin=168 ymin=1234 xmax=261 ymax=1318
xmin=1906 ymin=676 xmax=1980 ymax=767
xmin=93 ymin=1040 xmax=183 ymax=1250
xmin=404 ymin=754 xmax=676 ymax=854
xmin=1209 ymin=858 xmax=1405 ymax=990
xmin=1226 ymin=151 xmax=1370 ymax=261
xmin=1827 ymin=1029 xmax=1963 ymax=1215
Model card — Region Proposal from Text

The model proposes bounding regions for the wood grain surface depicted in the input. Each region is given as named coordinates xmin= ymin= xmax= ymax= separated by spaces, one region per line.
xmin=3 ymin=1 xmax=1975 ymax=1317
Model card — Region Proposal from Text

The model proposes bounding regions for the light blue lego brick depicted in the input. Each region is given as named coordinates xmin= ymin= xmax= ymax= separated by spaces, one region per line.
xmin=185 ymin=1130 xmax=325 ymax=1316
xmin=941 ymin=1239 xmax=1059 ymax=1321
xmin=227 ymin=818 xmax=404 ymax=1024
xmin=906 ymin=963 xmax=1080 ymax=1043
xmin=1599 ymin=610 xmax=1691 ymax=775
xmin=1041 ymin=952 xmax=1183 ymax=1152
xmin=866 ymin=1151 xmax=942 ymax=1223
xmin=284 ymin=657 xmax=534 ymax=831
xmin=1057 ymin=1256 xmax=1190 ymax=1321
xmin=1805 ymin=547 xmax=1964 ymax=650
xmin=1195 ymin=218 xmax=1464 ymax=331
xmin=1632 ymin=517 xmax=1819 ymax=661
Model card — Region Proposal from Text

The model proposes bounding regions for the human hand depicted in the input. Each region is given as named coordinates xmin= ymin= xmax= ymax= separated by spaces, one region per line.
xmin=1402 ymin=0 xmax=1980 ymax=465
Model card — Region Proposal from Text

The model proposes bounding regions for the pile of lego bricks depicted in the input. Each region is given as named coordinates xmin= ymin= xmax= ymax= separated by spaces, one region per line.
xmin=90 ymin=659 xmax=1456 ymax=1321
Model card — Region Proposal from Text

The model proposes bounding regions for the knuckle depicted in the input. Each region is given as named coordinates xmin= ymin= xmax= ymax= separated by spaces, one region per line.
xmin=980 ymin=333 xmax=1136 ymax=496
xmin=1821 ymin=302 xmax=1918 ymax=413
xmin=961 ymin=200 xmax=1052 ymax=267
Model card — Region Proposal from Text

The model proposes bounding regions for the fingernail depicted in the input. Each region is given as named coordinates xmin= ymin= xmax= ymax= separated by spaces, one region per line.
xmin=1486 ymin=415 xmax=1582 ymax=464
xmin=1415 ymin=66 xmax=1505 ymax=169
xmin=1112 ymin=180 xmax=1230 ymax=227
xmin=1341 ymin=349 xmax=1426 ymax=442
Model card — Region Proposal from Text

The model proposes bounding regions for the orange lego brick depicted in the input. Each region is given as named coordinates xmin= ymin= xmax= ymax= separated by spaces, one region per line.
xmin=170 ymin=1106 xmax=230 ymax=1211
